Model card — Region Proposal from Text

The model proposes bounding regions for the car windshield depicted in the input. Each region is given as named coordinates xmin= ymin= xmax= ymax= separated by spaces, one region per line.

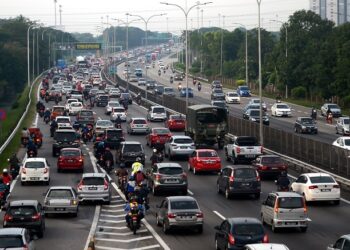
xmin=113 ymin=108 xmax=125 ymax=113
xmin=239 ymin=86 xmax=249 ymax=91
xmin=139 ymin=78 xmax=145 ymax=81
xmin=164 ymin=88 xmax=174 ymax=93
xmin=197 ymin=109 xmax=227 ymax=123
xmin=97 ymin=120 xmax=113 ymax=127
xmin=174 ymin=138 xmax=193 ymax=144
xmin=80 ymin=111 xmax=93 ymax=116
xmin=109 ymin=102 xmax=120 ymax=107
xmin=107 ymin=130 xmax=122 ymax=138
xmin=133 ymin=119 xmax=146 ymax=124
xmin=261 ymin=157 xmax=282 ymax=164
xmin=213 ymin=89 xmax=223 ymax=93
xmin=153 ymin=107 xmax=165 ymax=113
xmin=158 ymin=167 xmax=183 ymax=175
xmin=310 ymin=176 xmax=335 ymax=184
xmin=61 ymin=150 xmax=80 ymax=157
xmin=276 ymin=104 xmax=289 ymax=109
xmin=344 ymin=119 xmax=350 ymax=125
xmin=53 ymin=107 xmax=65 ymax=112
xmin=232 ymin=224 xmax=264 ymax=236
xmin=99 ymin=96 xmax=109 ymax=99
xmin=250 ymin=110 xmax=260 ymax=116
xmin=278 ymin=197 xmax=304 ymax=209
xmin=83 ymin=177 xmax=104 ymax=185
xmin=8 ymin=206 xmax=36 ymax=216
xmin=55 ymin=132 xmax=76 ymax=142
xmin=57 ymin=118 xmax=70 ymax=123
xmin=121 ymin=93 xmax=130 ymax=98
xmin=234 ymin=168 xmax=257 ymax=178
xmin=213 ymin=102 xmax=225 ymax=108
xmin=328 ymin=104 xmax=340 ymax=109
xmin=67 ymin=99 xmax=78 ymax=103
xmin=236 ymin=137 xmax=259 ymax=146
xmin=124 ymin=144 xmax=142 ymax=152
xmin=252 ymin=99 xmax=260 ymax=104
xmin=198 ymin=151 xmax=218 ymax=157
xmin=171 ymin=200 xmax=198 ymax=210
xmin=48 ymin=189 xmax=73 ymax=198
xmin=301 ymin=118 xmax=314 ymax=124
xmin=154 ymin=128 xmax=170 ymax=134
xmin=227 ymin=93 xmax=237 ymax=97
xmin=0 ymin=235 xmax=24 ymax=248
xmin=25 ymin=161 xmax=45 ymax=168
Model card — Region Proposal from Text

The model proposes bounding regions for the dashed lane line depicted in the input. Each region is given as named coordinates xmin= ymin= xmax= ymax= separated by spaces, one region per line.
xmin=95 ymin=236 xmax=153 ymax=243
xmin=98 ymin=226 xmax=128 ymax=230
xmin=188 ymin=189 xmax=194 ymax=195
xmin=96 ymin=230 xmax=148 ymax=236
xmin=213 ymin=210 xmax=226 ymax=220
xmin=99 ymin=219 xmax=125 ymax=224
xmin=95 ymin=244 xmax=161 ymax=250
xmin=100 ymin=214 xmax=125 ymax=218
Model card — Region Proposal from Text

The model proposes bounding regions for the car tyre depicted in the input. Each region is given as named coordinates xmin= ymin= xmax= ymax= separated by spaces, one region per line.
xmin=254 ymin=192 xmax=260 ymax=199
xmin=334 ymin=200 xmax=340 ymax=205
xmin=187 ymin=163 xmax=191 ymax=172
xmin=163 ymin=221 xmax=170 ymax=234
xmin=169 ymin=152 xmax=174 ymax=161
xmin=193 ymin=167 xmax=197 ymax=175
xmin=300 ymin=227 xmax=307 ymax=233
xmin=217 ymin=183 xmax=221 ymax=194
xmin=261 ymin=214 xmax=266 ymax=225
xmin=152 ymin=185 xmax=158 ymax=196
xmin=21 ymin=181 xmax=25 ymax=186
xmin=156 ymin=214 xmax=161 ymax=226
xmin=272 ymin=223 xmax=278 ymax=233
xmin=197 ymin=225 xmax=203 ymax=234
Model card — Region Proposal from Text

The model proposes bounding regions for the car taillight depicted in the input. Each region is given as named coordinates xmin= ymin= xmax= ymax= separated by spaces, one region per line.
xmin=256 ymin=173 xmax=261 ymax=182
xmin=333 ymin=185 xmax=340 ymax=188
xmin=23 ymin=244 xmax=29 ymax=250
xmin=263 ymin=234 xmax=269 ymax=243
xmin=4 ymin=214 xmax=13 ymax=222
xmin=309 ymin=185 xmax=318 ymax=189
xmin=22 ymin=168 xmax=26 ymax=174
xmin=181 ymin=173 xmax=187 ymax=179
xmin=79 ymin=157 xmax=83 ymax=162
xmin=71 ymin=199 xmax=78 ymax=205
xmin=228 ymin=233 xmax=235 ymax=245
xmin=32 ymin=213 xmax=41 ymax=221
xmin=261 ymin=146 xmax=264 ymax=154
xmin=167 ymin=213 xmax=176 ymax=218
xmin=260 ymin=165 xmax=268 ymax=170
xmin=196 ymin=212 xmax=203 ymax=218
xmin=155 ymin=174 xmax=161 ymax=181
xmin=229 ymin=176 xmax=234 ymax=183
xmin=44 ymin=168 xmax=49 ymax=174
xmin=236 ymin=147 xmax=241 ymax=154
xmin=77 ymin=180 xmax=83 ymax=190
xmin=104 ymin=180 xmax=109 ymax=190
xmin=58 ymin=156 xmax=63 ymax=162
xmin=303 ymin=199 xmax=307 ymax=213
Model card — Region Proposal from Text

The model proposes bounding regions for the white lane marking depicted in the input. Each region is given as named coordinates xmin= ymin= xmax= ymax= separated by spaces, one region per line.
xmin=111 ymin=182 xmax=171 ymax=250
xmin=95 ymin=236 xmax=153 ymax=243
xmin=83 ymin=205 xmax=101 ymax=250
xmin=95 ymin=244 xmax=161 ymax=250
xmin=99 ymin=219 xmax=125 ymax=224
xmin=33 ymin=113 xmax=39 ymax=127
xmin=188 ymin=189 xmax=194 ymax=195
xmin=100 ymin=214 xmax=124 ymax=218
xmin=88 ymin=152 xmax=98 ymax=173
xmin=101 ymin=208 xmax=124 ymax=213
xmin=103 ymin=204 xmax=124 ymax=208
xmin=98 ymin=226 xmax=128 ymax=230
xmin=109 ymin=200 xmax=125 ymax=204
xmin=213 ymin=210 xmax=226 ymax=220
xmin=96 ymin=230 xmax=148 ymax=236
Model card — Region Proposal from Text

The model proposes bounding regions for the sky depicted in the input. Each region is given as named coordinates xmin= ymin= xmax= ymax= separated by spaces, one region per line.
xmin=1 ymin=0 xmax=309 ymax=35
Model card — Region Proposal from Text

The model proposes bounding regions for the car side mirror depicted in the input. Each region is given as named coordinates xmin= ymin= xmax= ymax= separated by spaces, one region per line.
xmin=214 ymin=225 xmax=220 ymax=230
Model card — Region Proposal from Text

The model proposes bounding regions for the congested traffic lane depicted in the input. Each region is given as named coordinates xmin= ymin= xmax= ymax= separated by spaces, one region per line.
xmin=0 ymin=97 xmax=96 ymax=250
xmin=117 ymin=55 xmax=339 ymax=144
xmin=92 ymin=98 xmax=350 ymax=250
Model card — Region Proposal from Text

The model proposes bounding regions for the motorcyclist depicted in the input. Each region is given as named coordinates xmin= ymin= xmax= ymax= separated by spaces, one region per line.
xmin=54 ymin=94 xmax=60 ymax=104
xmin=276 ymin=171 xmax=290 ymax=190
xmin=170 ymin=76 xmax=174 ymax=83
xmin=158 ymin=69 xmax=161 ymax=76
xmin=21 ymin=127 xmax=30 ymax=145
xmin=131 ymin=158 xmax=143 ymax=176
xmin=134 ymin=169 xmax=146 ymax=185
xmin=178 ymin=82 xmax=182 ymax=91
xmin=150 ymin=148 xmax=163 ymax=166
xmin=136 ymin=92 xmax=141 ymax=104
xmin=122 ymin=99 xmax=129 ymax=112
xmin=197 ymin=82 xmax=202 ymax=91
xmin=138 ymin=180 xmax=150 ymax=210
xmin=44 ymin=108 xmax=51 ymax=121
xmin=50 ymin=119 xmax=58 ymax=137
xmin=96 ymin=141 xmax=106 ymax=159
xmin=0 ymin=177 xmax=10 ymax=203
xmin=116 ymin=163 xmax=128 ymax=188
xmin=2 ymin=169 xmax=12 ymax=185
xmin=81 ymin=124 xmax=90 ymax=140
xmin=36 ymin=101 xmax=44 ymax=111
xmin=8 ymin=154 xmax=20 ymax=170
xmin=124 ymin=195 xmax=144 ymax=226
xmin=125 ymin=175 xmax=136 ymax=198
xmin=27 ymin=139 xmax=38 ymax=157
xmin=311 ymin=107 xmax=317 ymax=120
xmin=115 ymin=114 xmax=122 ymax=128
xmin=102 ymin=147 xmax=114 ymax=166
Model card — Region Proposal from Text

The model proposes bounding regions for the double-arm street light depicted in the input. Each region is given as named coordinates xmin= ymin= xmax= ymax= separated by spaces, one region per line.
xmin=257 ymin=0 xmax=263 ymax=145
xmin=27 ymin=24 xmax=39 ymax=86
xmin=232 ymin=23 xmax=249 ymax=89
xmin=160 ymin=1 xmax=212 ymax=112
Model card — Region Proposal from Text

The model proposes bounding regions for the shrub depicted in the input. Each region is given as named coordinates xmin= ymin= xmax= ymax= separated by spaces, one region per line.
xmin=236 ymin=79 xmax=246 ymax=86
xmin=291 ymin=86 xmax=307 ymax=99
xmin=341 ymin=95 xmax=350 ymax=108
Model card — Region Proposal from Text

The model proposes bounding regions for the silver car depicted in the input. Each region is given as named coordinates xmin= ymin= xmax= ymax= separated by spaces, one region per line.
xmin=321 ymin=103 xmax=342 ymax=118
xmin=327 ymin=234 xmax=350 ymax=250
xmin=0 ymin=228 xmax=35 ymax=250
xmin=77 ymin=173 xmax=111 ymax=204
xmin=105 ymin=101 xmax=120 ymax=115
xmin=126 ymin=117 xmax=150 ymax=134
xmin=164 ymin=135 xmax=195 ymax=160
xmin=43 ymin=186 xmax=79 ymax=216
xmin=156 ymin=196 xmax=203 ymax=234
xmin=336 ymin=116 xmax=350 ymax=135
xmin=147 ymin=106 xmax=167 ymax=122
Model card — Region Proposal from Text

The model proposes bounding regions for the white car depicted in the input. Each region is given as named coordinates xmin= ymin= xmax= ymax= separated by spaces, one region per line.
xmin=105 ymin=101 xmax=120 ymax=115
xmin=225 ymin=92 xmax=240 ymax=104
xmin=68 ymin=102 xmax=83 ymax=115
xmin=137 ymin=78 xmax=147 ymax=86
xmin=21 ymin=157 xmax=50 ymax=185
xmin=271 ymin=103 xmax=292 ymax=117
xmin=245 ymin=244 xmax=289 ymax=250
xmin=109 ymin=90 xmax=120 ymax=98
xmin=291 ymin=173 xmax=340 ymax=205
xmin=248 ymin=98 xmax=267 ymax=110
xmin=62 ymin=85 xmax=73 ymax=95
xmin=110 ymin=107 xmax=127 ymax=121
xmin=55 ymin=116 xmax=71 ymax=125
xmin=95 ymin=120 xmax=114 ymax=134
xmin=147 ymin=106 xmax=167 ymax=122
xmin=65 ymin=98 xmax=79 ymax=110
xmin=332 ymin=136 xmax=350 ymax=150
xmin=164 ymin=135 xmax=195 ymax=160
xmin=0 ymin=228 xmax=35 ymax=250
xmin=321 ymin=103 xmax=342 ymax=117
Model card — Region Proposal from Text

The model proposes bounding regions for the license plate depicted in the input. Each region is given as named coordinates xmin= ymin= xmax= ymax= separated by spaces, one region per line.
xmin=285 ymin=222 xmax=297 ymax=225
xmin=180 ymin=146 xmax=187 ymax=149
xmin=179 ymin=216 xmax=192 ymax=220
xmin=241 ymin=183 xmax=250 ymax=186
xmin=68 ymin=159 xmax=74 ymax=163
xmin=88 ymin=187 xmax=98 ymax=190
xmin=246 ymin=155 xmax=256 ymax=158
xmin=165 ymin=179 xmax=179 ymax=184
xmin=30 ymin=177 xmax=40 ymax=181
xmin=55 ymin=208 xmax=65 ymax=211
xmin=137 ymin=125 xmax=143 ymax=127
xmin=321 ymin=189 xmax=331 ymax=192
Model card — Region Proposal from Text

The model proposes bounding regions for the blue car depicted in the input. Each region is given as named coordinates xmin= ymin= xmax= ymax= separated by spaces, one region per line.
xmin=237 ymin=85 xmax=251 ymax=97
xmin=180 ymin=88 xmax=194 ymax=98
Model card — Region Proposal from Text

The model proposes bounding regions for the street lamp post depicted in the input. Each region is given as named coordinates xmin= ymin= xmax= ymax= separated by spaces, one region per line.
xmin=257 ymin=0 xmax=263 ymax=145
xmin=160 ymin=1 xmax=212 ymax=112
xmin=233 ymin=23 xmax=248 ymax=88
xmin=27 ymin=24 xmax=38 ymax=86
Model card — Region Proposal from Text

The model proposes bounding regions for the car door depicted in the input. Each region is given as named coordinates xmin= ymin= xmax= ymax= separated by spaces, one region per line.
xmin=298 ymin=175 xmax=308 ymax=194
xmin=262 ymin=194 xmax=275 ymax=224
xmin=292 ymin=175 xmax=305 ymax=193
xmin=216 ymin=220 xmax=229 ymax=249
xmin=189 ymin=151 xmax=196 ymax=169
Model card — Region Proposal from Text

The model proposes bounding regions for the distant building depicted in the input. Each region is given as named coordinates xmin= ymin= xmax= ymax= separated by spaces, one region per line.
xmin=310 ymin=0 xmax=348 ymax=25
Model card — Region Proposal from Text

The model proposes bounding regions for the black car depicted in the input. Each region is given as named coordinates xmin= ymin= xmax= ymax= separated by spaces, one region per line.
xmin=214 ymin=217 xmax=268 ymax=250
xmin=154 ymin=85 xmax=164 ymax=95
xmin=3 ymin=200 xmax=45 ymax=238
xmin=96 ymin=95 xmax=109 ymax=107
xmin=211 ymin=100 xmax=229 ymax=114
xmin=174 ymin=73 xmax=183 ymax=81
xmin=211 ymin=80 xmax=223 ymax=89
xmin=116 ymin=141 xmax=145 ymax=166
xmin=243 ymin=109 xmax=269 ymax=126
xmin=119 ymin=92 xmax=132 ymax=104
xmin=146 ymin=80 xmax=157 ymax=90
xmin=217 ymin=166 xmax=261 ymax=199
xmin=52 ymin=129 xmax=80 ymax=156
xmin=294 ymin=117 xmax=318 ymax=134
xmin=104 ymin=128 xmax=124 ymax=149
xmin=211 ymin=88 xmax=225 ymax=100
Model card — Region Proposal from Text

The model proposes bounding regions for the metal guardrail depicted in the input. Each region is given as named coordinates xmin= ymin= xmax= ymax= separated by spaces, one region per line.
xmin=0 ymin=72 xmax=46 ymax=155
xmin=103 ymin=62 xmax=350 ymax=189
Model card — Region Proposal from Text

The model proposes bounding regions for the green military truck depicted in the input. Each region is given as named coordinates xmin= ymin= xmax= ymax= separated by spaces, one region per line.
xmin=185 ymin=104 xmax=228 ymax=149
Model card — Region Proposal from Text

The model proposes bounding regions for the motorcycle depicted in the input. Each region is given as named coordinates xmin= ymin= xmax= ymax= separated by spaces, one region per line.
xmin=50 ymin=126 xmax=56 ymax=137
xmin=0 ymin=184 xmax=10 ymax=210
xmin=118 ymin=175 xmax=128 ymax=193
xmin=45 ymin=95 xmax=49 ymax=103
xmin=104 ymin=159 xmax=113 ymax=174
xmin=178 ymin=84 xmax=182 ymax=91
xmin=27 ymin=149 xmax=36 ymax=158
xmin=8 ymin=158 xmax=20 ymax=180
xmin=170 ymin=77 xmax=173 ymax=84
xmin=198 ymin=84 xmax=202 ymax=91
xmin=21 ymin=137 xmax=28 ymax=147
xmin=39 ymin=108 xmax=45 ymax=117
xmin=311 ymin=109 xmax=317 ymax=120
xmin=82 ymin=133 xmax=89 ymax=144
xmin=128 ymin=207 xmax=141 ymax=235
xmin=158 ymin=71 xmax=161 ymax=76
xmin=275 ymin=180 xmax=290 ymax=191
xmin=54 ymin=97 xmax=59 ymax=105
xmin=44 ymin=116 xmax=50 ymax=124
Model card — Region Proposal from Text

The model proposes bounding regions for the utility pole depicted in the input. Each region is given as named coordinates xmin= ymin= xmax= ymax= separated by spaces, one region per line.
xmin=54 ymin=0 xmax=57 ymax=27
xmin=59 ymin=5 xmax=62 ymax=26
xmin=200 ymin=9 xmax=203 ymax=74
xmin=32 ymin=29 xmax=35 ymax=80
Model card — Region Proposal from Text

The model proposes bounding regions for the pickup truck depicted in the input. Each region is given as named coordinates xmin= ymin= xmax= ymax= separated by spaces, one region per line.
xmin=224 ymin=136 xmax=263 ymax=164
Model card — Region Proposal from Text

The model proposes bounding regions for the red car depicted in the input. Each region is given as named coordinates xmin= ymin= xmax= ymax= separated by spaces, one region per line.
xmin=57 ymin=148 xmax=84 ymax=172
xmin=165 ymin=114 xmax=186 ymax=131
xmin=251 ymin=155 xmax=287 ymax=179
xmin=146 ymin=127 xmax=172 ymax=148
xmin=188 ymin=149 xmax=221 ymax=174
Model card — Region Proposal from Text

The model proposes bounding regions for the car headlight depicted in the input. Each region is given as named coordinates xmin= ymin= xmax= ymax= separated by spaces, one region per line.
xmin=250 ymin=117 xmax=256 ymax=121
xmin=302 ymin=126 xmax=306 ymax=129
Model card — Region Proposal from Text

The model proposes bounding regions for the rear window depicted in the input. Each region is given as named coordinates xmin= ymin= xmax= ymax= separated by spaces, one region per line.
xmin=53 ymin=107 xmax=65 ymax=112
xmin=8 ymin=206 xmax=36 ymax=216
xmin=70 ymin=103 xmax=82 ymax=107
xmin=83 ymin=177 xmax=104 ymax=185
xmin=198 ymin=151 xmax=218 ymax=157
xmin=250 ymin=110 xmax=260 ymax=116
xmin=170 ymin=115 xmax=185 ymax=120
xmin=227 ymin=93 xmax=238 ymax=97
xmin=0 ymin=235 xmax=24 ymax=248
xmin=234 ymin=168 xmax=257 ymax=178
xmin=158 ymin=167 xmax=183 ymax=175
xmin=276 ymin=104 xmax=289 ymax=109
xmin=25 ymin=161 xmax=45 ymax=168
xmin=170 ymin=200 xmax=198 ymax=210
xmin=113 ymin=108 xmax=125 ymax=113
xmin=55 ymin=132 xmax=76 ymax=142
xmin=174 ymin=138 xmax=193 ymax=144
xmin=278 ymin=197 xmax=304 ymax=209
xmin=80 ymin=111 xmax=93 ymax=116
xmin=97 ymin=120 xmax=113 ymax=127
xmin=123 ymin=144 xmax=142 ymax=152
xmin=153 ymin=107 xmax=165 ymax=113
xmin=153 ymin=128 xmax=170 ymax=134
xmin=48 ymin=189 xmax=73 ymax=198
xmin=133 ymin=119 xmax=147 ymax=124
xmin=232 ymin=224 xmax=264 ymax=235
xmin=107 ymin=130 xmax=122 ymax=137
xmin=261 ymin=157 xmax=282 ymax=164
xmin=109 ymin=102 xmax=120 ymax=107
xmin=310 ymin=176 xmax=335 ymax=184
xmin=236 ymin=137 xmax=259 ymax=146
xmin=56 ymin=118 xmax=70 ymax=123
xmin=61 ymin=150 xmax=80 ymax=157
xmin=213 ymin=102 xmax=225 ymax=108
xmin=99 ymin=96 xmax=109 ymax=99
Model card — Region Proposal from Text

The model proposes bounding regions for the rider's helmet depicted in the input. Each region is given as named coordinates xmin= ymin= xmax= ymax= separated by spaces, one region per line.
xmin=280 ymin=171 xmax=287 ymax=177
xmin=153 ymin=148 xmax=157 ymax=153
xmin=120 ymin=162 xmax=126 ymax=168
xmin=135 ymin=157 xmax=141 ymax=163
xmin=23 ymin=127 xmax=27 ymax=131
xmin=2 ymin=168 xmax=8 ymax=174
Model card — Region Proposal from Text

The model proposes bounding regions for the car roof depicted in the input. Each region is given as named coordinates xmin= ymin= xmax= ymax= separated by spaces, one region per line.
xmin=82 ymin=173 xmax=106 ymax=178
xmin=196 ymin=149 xmax=216 ymax=152
xmin=48 ymin=186 xmax=74 ymax=190
xmin=24 ymin=157 xmax=46 ymax=163
xmin=55 ymin=129 xmax=76 ymax=133
xmin=56 ymin=116 xmax=70 ymax=119
xmin=167 ymin=196 xmax=197 ymax=202
xmin=0 ymin=228 xmax=26 ymax=235
xmin=271 ymin=192 xmax=303 ymax=198
xmin=61 ymin=147 xmax=81 ymax=152
xmin=156 ymin=163 xmax=182 ymax=168
xmin=227 ymin=217 xmax=262 ymax=224
xmin=122 ymin=141 xmax=142 ymax=145
xmin=171 ymin=135 xmax=192 ymax=139
xmin=297 ymin=117 xmax=312 ymax=119
xmin=225 ymin=165 xmax=256 ymax=170
xmin=151 ymin=105 xmax=165 ymax=108
xmin=9 ymin=200 xmax=39 ymax=206
xmin=245 ymin=243 xmax=289 ymax=250
xmin=259 ymin=155 xmax=280 ymax=158
xmin=302 ymin=173 xmax=332 ymax=177
xmin=131 ymin=117 xmax=147 ymax=120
